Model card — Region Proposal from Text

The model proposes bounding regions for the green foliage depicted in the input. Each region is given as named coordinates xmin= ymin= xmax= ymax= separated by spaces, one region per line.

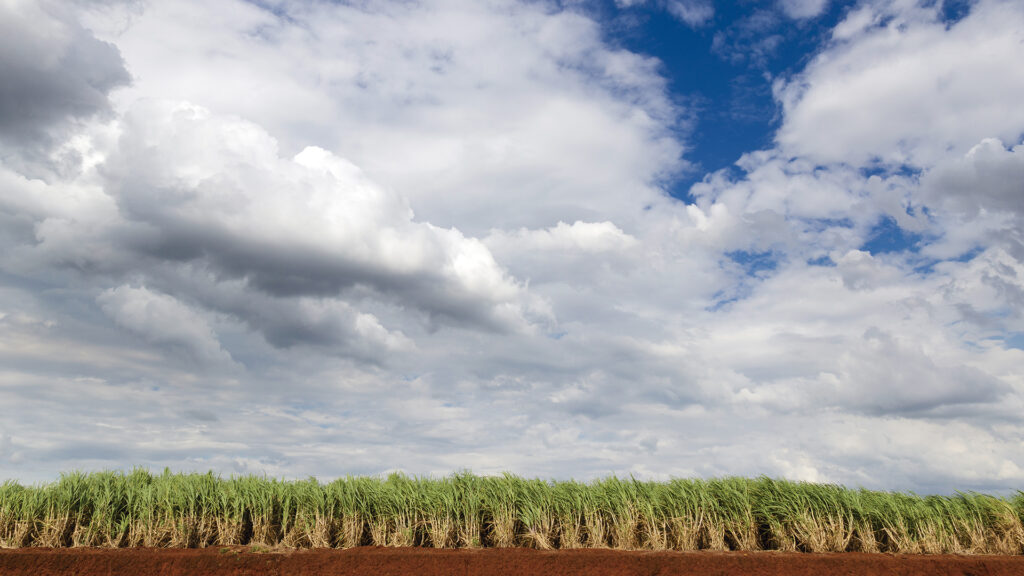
xmin=0 ymin=470 xmax=1020 ymax=554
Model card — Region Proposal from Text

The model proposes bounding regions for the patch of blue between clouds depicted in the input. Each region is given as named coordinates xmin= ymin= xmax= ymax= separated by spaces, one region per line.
xmin=862 ymin=216 xmax=922 ymax=255
xmin=705 ymin=289 xmax=739 ymax=312
xmin=1004 ymin=333 xmax=1024 ymax=351
xmin=810 ymin=217 xmax=855 ymax=230
xmin=938 ymin=0 xmax=975 ymax=27
xmin=588 ymin=0 xmax=859 ymax=204
xmin=807 ymin=255 xmax=834 ymax=267
xmin=950 ymin=245 xmax=985 ymax=263
xmin=913 ymin=244 xmax=985 ymax=275
xmin=859 ymin=164 xmax=923 ymax=180
xmin=726 ymin=249 xmax=779 ymax=276
xmin=705 ymin=250 xmax=780 ymax=311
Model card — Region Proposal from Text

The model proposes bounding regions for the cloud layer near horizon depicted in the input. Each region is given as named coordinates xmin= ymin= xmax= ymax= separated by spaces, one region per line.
xmin=0 ymin=0 xmax=1022 ymax=493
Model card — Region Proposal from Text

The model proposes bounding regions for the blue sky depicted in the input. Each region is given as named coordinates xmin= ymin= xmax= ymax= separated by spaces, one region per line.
xmin=0 ymin=0 xmax=1022 ymax=494
xmin=604 ymin=0 xmax=838 ymax=192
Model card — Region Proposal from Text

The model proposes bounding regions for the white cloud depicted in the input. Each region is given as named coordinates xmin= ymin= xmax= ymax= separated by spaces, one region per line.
xmin=684 ymin=150 xmax=929 ymax=263
xmin=0 ymin=0 xmax=1022 ymax=495
xmin=829 ymin=326 xmax=1007 ymax=415
xmin=100 ymin=99 xmax=541 ymax=334
xmin=830 ymin=5 xmax=876 ymax=40
xmin=936 ymin=248 xmax=1024 ymax=332
xmin=776 ymin=0 xmax=1024 ymax=167
xmin=612 ymin=0 xmax=713 ymax=27
xmin=923 ymin=137 xmax=1024 ymax=216
xmin=96 ymin=285 xmax=234 ymax=366
xmin=94 ymin=0 xmax=685 ymax=235
xmin=487 ymin=221 xmax=639 ymax=254
xmin=778 ymin=0 xmax=828 ymax=20
xmin=666 ymin=0 xmax=714 ymax=27
xmin=914 ymin=137 xmax=1024 ymax=260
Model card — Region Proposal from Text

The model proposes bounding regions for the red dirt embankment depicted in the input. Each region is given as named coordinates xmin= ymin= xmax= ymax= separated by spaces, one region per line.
xmin=2 ymin=547 xmax=1023 ymax=576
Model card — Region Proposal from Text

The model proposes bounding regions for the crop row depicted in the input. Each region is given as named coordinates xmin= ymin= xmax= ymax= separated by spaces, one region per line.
xmin=1 ymin=470 xmax=1022 ymax=554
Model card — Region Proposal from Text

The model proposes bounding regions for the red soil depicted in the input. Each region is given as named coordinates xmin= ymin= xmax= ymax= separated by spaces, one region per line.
xmin=2 ymin=546 xmax=1023 ymax=576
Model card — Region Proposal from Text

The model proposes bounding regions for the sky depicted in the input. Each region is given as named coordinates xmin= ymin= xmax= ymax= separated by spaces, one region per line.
xmin=0 ymin=0 xmax=1022 ymax=494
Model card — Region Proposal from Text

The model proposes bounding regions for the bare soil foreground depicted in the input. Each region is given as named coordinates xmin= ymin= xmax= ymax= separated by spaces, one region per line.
xmin=2 ymin=547 xmax=1024 ymax=576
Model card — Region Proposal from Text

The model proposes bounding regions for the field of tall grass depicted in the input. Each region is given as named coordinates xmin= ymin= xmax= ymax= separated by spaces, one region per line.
xmin=1 ymin=470 xmax=1022 ymax=554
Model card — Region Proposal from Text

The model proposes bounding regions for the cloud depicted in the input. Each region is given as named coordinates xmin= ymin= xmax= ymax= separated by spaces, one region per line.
xmin=665 ymin=0 xmax=714 ymax=28
xmin=684 ymin=251 xmax=1020 ymax=420
xmin=777 ymin=0 xmax=829 ymax=19
xmin=0 ymin=0 xmax=1022 ymax=495
xmin=938 ymin=248 xmax=1024 ymax=331
xmin=775 ymin=0 xmax=1024 ymax=167
xmin=96 ymin=285 xmax=234 ymax=367
xmin=916 ymin=137 xmax=1024 ymax=260
xmin=487 ymin=221 xmax=638 ymax=255
xmin=710 ymin=10 xmax=784 ymax=68
xmin=95 ymin=0 xmax=686 ymax=235
xmin=168 ymin=276 xmax=415 ymax=360
xmin=613 ymin=0 xmax=713 ymax=27
xmin=0 ymin=95 xmax=540 ymax=361
xmin=923 ymin=138 xmax=1024 ymax=216
xmin=99 ymin=99 xmax=540 ymax=334
xmin=0 ymin=0 xmax=129 ymax=159
xmin=685 ymin=150 xmax=927 ymax=263
xmin=829 ymin=326 xmax=1008 ymax=415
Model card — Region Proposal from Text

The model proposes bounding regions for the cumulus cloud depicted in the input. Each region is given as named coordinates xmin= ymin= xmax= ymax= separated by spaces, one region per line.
xmin=1 ymin=94 xmax=538 ymax=360
xmin=487 ymin=221 xmax=638 ymax=255
xmin=95 ymin=0 xmax=685 ymax=234
xmin=938 ymin=248 xmax=1024 ymax=332
xmin=923 ymin=138 xmax=1024 ymax=216
xmin=168 ymin=275 xmax=416 ymax=360
xmin=0 ymin=0 xmax=129 ymax=158
xmin=0 ymin=0 xmax=1022 ymax=494
xmin=96 ymin=285 xmax=234 ymax=367
xmin=914 ymin=137 xmax=1024 ymax=260
xmin=775 ymin=0 xmax=1024 ymax=167
xmin=685 ymin=150 xmax=927 ymax=264
xmin=684 ymin=251 xmax=1020 ymax=419
xmin=829 ymin=326 xmax=1008 ymax=415
xmin=98 ymin=100 xmax=539 ymax=334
